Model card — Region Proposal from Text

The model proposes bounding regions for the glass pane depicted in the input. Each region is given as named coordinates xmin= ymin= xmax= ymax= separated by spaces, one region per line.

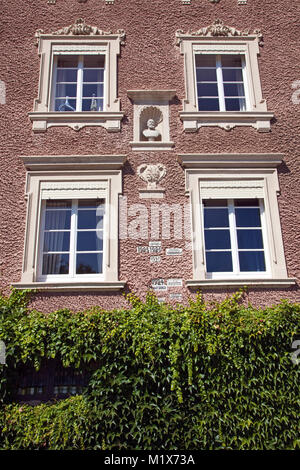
xmin=82 ymin=98 xmax=103 ymax=112
xmin=237 ymin=230 xmax=263 ymax=249
xmin=43 ymin=231 xmax=70 ymax=252
xmin=57 ymin=56 xmax=78 ymax=68
xmin=196 ymin=68 xmax=217 ymax=82
xmin=197 ymin=83 xmax=218 ymax=97
xmin=224 ymin=83 xmax=245 ymax=97
xmin=45 ymin=210 xmax=71 ymax=230
xmin=56 ymin=69 xmax=78 ymax=82
xmin=225 ymin=98 xmax=246 ymax=111
xmin=77 ymin=231 xmax=103 ymax=252
xmin=235 ymin=208 xmax=261 ymax=227
xmin=78 ymin=199 xmax=104 ymax=209
xmin=203 ymin=199 xmax=227 ymax=207
xmin=46 ymin=200 xmax=71 ymax=209
xmin=234 ymin=199 xmax=259 ymax=207
xmin=222 ymin=69 xmax=243 ymax=82
xmin=195 ymin=55 xmax=216 ymax=67
xmin=82 ymin=84 xmax=104 ymax=97
xmin=239 ymin=251 xmax=266 ymax=272
xmin=78 ymin=210 xmax=104 ymax=229
xmin=204 ymin=208 xmax=229 ymax=228
xmin=55 ymin=98 xmax=76 ymax=112
xmin=42 ymin=254 xmax=69 ymax=275
xmin=83 ymin=69 xmax=104 ymax=83
xmin=206 ymin=252 xmax=233 ymax=272
xmin=198 ymin=98 xmax=219 ymax=111
xmin=204 ymin=229 xmax=231 ymax=250
xmin=56 ymin=84 xmax=77 ymax=98
xmin=221 ymin=55 xmax=243 ymax=67
xmin=84 ymin=55 xmax=105 ymax=68
xmin=76 ymin=253 xmax=103 ymax=274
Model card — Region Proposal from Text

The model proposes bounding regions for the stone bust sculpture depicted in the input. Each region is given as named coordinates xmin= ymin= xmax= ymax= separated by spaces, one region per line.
xmin=142 ymin=118 xmax=161 ymax=142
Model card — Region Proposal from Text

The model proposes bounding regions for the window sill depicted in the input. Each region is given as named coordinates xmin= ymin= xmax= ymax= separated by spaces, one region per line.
xmin=179 ymin=111 xmax=274 ymax=133
xmin=12 ymin=281 xmax=127 ymax=292
xmin=130 ymin=141 xmax=175 ymax=151
xmin=186 ymin=278 xmax=297 ymax=289
xmin=28 ymin=111 xmax=124 ymax=133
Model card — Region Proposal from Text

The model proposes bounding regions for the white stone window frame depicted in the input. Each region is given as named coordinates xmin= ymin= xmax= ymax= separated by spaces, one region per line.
xmin=176 ymin=33 xmax=274 ymax=132
xmin=178 ymin=153 xmax=296 ymax=289
xmin=29 ymin=30 xmax=124 ymax=133
xmin=13 ymin=155 xmax=127 ymax=292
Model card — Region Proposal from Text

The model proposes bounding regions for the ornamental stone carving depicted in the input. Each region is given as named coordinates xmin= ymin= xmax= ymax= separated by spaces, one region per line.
xmin=176 ymin=19 xmax=263 ymax=46
xmin=137 ymin=164 xmax=167 ymax=190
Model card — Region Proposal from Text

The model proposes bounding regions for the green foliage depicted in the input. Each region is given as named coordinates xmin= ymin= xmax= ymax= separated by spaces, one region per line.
xmin=0 ymin=289 xmax=299 ymax=450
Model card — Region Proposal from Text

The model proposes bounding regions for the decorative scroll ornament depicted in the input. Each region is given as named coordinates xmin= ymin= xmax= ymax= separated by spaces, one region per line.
xmin=176 ymin=19 xmax=263 ymax=46
xmin=137 ymin=164 xmax=167 ymax=190
xmin=36 ymin=18 xmax=125 ymax=44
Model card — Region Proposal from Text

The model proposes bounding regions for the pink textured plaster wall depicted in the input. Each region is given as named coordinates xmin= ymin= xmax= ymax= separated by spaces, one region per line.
xmin=0 ymin=0 xmax=299 ymax=311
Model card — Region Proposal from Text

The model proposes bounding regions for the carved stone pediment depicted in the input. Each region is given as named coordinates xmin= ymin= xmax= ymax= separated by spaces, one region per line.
xmin=36 ymin=18 xmax=125 ymax=44
xmin=176 ymin=19 xmax=263 ymax=46
xmin=137 ymin=164 xmax=167 ymax=190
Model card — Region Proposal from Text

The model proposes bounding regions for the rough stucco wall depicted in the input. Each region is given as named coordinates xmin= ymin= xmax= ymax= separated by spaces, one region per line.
xmin=0 ymin=0 xmax=299 ymax=312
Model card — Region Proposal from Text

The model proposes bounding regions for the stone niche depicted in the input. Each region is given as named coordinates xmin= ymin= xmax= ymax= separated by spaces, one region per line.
xmin=127 ymin=90 xmax=176 ymax=151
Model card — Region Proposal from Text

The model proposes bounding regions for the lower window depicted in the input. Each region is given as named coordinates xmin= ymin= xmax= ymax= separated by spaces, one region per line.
xmin=38 ymin=198 xmax=105 ymax=281
xmin=203 ymin=198 xmax=268 ymax=277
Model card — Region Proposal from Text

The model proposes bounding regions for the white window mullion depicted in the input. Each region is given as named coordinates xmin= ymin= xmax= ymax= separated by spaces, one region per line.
xmin=69 ymin=200 xmax=77 ymax=277
xmin=216 ymin=55 xmax=226 ymax=111
xmin=228 ymin=200 xmax=239 ymax=274
xmin=76 ymin=56 xmax=84 ymax=112
xmin=241 ymin=56 xmax=250 ymax=111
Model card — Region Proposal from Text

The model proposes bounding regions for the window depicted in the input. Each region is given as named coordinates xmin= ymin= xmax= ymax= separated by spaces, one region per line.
xmin=39 ymin=199 xmax=105 ymax=281
xmin=176 ymin=20 xmax=274 ymax=132
xmin=178 ymin=153 xmax=296 ymax=288
xmin=53 ymin=55 xmax=105 ymax=112
xmin=196 ymin=55 xmax=248 ymax=112
xmin=203 ymin=199 xmax=268 ymax=277
xmin=29 ymin=19 xmax=125 ymax=132
xmin=14 ymin=154 xmax=126 ymax=291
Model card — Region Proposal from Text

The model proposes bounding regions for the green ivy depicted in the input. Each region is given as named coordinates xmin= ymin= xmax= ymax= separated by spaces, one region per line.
xmin=0 ymin=289 xmax=299 ymax=450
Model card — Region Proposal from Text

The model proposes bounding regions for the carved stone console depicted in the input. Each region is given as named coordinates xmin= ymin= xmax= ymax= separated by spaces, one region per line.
xmin=127 ymin=90 xmax=176 ymax=151
xmin=137 ymin=163 xmax=167 ymax=198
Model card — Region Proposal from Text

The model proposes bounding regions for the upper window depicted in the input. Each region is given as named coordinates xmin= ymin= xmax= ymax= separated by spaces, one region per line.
xmin=196 ymin=54 xmax=248 ymax=112
xmin=176 ymin=20 xmax=274 ymax=132
xmin=178 ymin=153 xmax=296 ymax=289
xmin=53 ymin=55 xmax=105 ymax=113
xmin=29 ymin=18 xmax=125 ymax=133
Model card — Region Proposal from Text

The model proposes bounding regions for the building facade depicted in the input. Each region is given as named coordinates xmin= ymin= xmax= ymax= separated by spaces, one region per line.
xmin=0 ymin=0 xmax=299 ymax=311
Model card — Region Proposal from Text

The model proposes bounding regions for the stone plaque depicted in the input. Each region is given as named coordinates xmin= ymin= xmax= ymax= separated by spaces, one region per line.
xmin=149 ymin=241 xmax=162 ymax=247
xmin=169 ymin=293 xmax=183 ymax=301
xmin=137 ymin=246 xmax=150 ymax=254
xmin=153 ymin=285 xmax=168 ymax=291
xmin=167 ymin=279 xmax=183 ymax=287
xmin=149 ymin=245 xmax=161 ymax=254
xmin=150 ymin=256 xmax=161 ymax=263
xmin=166 ymin=248 xmax=183 ymax=256
xmin=152 ymin=278 xmax=165 ymax=286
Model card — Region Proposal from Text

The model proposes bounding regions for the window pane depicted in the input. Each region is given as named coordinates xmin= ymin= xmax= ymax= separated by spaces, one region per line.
xmin=56 ymin=69 xmax=77 ymax=82
xmin=57 ymin=56 xmax=78 ymax=68
xmin=76 ymin=253 xmax=103 ymax=274
xmin=239 ymin=251 xmax=266 ymax=272
xmin=197 ymin=83 xmax=218 ymax=97
xmin=46 ymin=200 xmax=72 ymax=209
xmin=206 ymin=252 xmax=233 ymax=272
xmin=196 ymin=68 xmax=217 ymax=82
xmin=82 ymin=84 xmax=104 ymax=97
xmin=43 ymin=231 xmax=70 ymax=252
xmin=224 ymin=83 xmax=245 ymax=97
xmin=195 ymin=55 xmax=216 ymax=67
xmin=77 ymin=231 xmax=103 ymax=252
xmin=222 ymin=69 xmax=243 ymax=82
xmin=204 ymin=208 xmax=229 ymax=228
xmin=203 ymin=199 xmax=227 ymax=207
xmin=235 ymin=208 xmax=261 ymax=227
xmin=78 ymin=199 xmax=104 ymax=209
xmin=234 ymin=199 xmax=259 ymax=207
xmin=225 ymin=98 xmax=246 ymax=111
xmin=82 ymin=98 xmax=103 ymax=111
xmin=77 ymin=210 xmax=104 ymax=229
xmin=204 ymin=229 xmax=231 ymax=250
xmin=237 ymin=230 xmax=264 ymax=249
xmin=56 ymin=84 xmax=77 ymax=98
xmin=221 ymin=55 xmax=243 ymax=67
xmin=55 ymin=98 xmax=76 ymax=112
xmin=45 ymin=210 xmax=71 ymax=230
xmin=42 ymin=254 xmax=69 ymax=275
xmin=83 ymin=55 xmax=105 ymax=68
xmin=83 ymin=69 xmax=104 ymax=83
xmin=198 ymin=98 xmax=219 ymax=111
